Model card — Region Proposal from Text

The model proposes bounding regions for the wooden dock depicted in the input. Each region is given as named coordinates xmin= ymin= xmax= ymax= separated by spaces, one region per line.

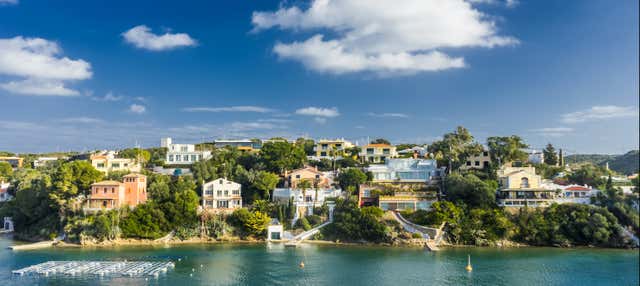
xmin=12 ymin=261 xmax=175 ymax=277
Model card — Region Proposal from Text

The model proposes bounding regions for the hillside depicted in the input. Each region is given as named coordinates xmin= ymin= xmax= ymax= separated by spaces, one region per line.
xmin=566 ymin=150 xmax=639 ymax=175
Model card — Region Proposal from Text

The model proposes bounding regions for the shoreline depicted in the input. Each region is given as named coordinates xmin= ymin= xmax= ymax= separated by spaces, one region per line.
xmin=6 ymin=235 xmax=635 ymax=251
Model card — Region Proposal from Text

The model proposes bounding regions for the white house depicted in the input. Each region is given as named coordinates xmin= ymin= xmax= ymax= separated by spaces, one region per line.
xmin=201 ymin=178 xmax=242 ymax=212
xmin=367 ymin=158 xmax=446 ymax=183
xmin=272 ymin=187 xmax=343 ymax=224
xmin=161 ymin=137 xmax=212 ymax=165
xmin=0 ymin=181 xmax=12 ymax=202
xmin=267 ymin=218 xmax=284 ymax=241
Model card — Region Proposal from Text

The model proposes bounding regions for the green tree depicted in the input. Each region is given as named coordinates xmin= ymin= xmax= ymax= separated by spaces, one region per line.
xmin=118 ymin=148 xmax=151 ymax=166
xmin=259 ymin=141 xmax=306 ymax=173
xmin=0 ymin=161 xmax=13 ymax=180
xmin=487 ymin=135 xmax=529 ymax=166
xmin=370 ymin=138 xmax=391 ymax=145
xmin=336 ymin=168 xmax=367 ymax=193
xmin=295 ymin=138 xmax=316 ymax=156
xmin=428 ymin=126 xmax=483 ymax=172
xmin=444 ymin=173 xmax=497 ymax=209
xmin=543 ymin=143 xmax=558 ymax=166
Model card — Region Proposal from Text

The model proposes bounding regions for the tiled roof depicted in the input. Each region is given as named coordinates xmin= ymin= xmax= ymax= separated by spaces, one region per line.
xmin=91 ymin=180 xmax=123 ymax=186
xmin=565 ymin=186 xmax=590 ymax=191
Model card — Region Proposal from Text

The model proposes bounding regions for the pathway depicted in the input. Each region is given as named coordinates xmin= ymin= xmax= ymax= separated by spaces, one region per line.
xmin=285 ymin=204 xmax=334 ymax=247
xmin=391 ymin=211 xmax=446 ymax=251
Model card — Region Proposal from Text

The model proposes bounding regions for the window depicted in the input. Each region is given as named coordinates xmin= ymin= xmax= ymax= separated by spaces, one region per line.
xmin=466 ymin=161 xmax=471 ymax=166
xmin=296 ymin=175 xmax=301 ymax=179
xmin=97 ymin=163 xmax=105 ymax=168
xmin=183 ymin=155 xmax=189 ymax=161
xmin=483 ymin=151 xmax=489 ymax=156
xmin=191 ymin=155 xmax=197 ymax=162
xmin=169 ymin=155 xmax=174 ymax=162
xmin=320 ymin=152 xmax=327 ymax=156
xmin=103 ymin=188 xmax=107 ymax=194
xmin=382 ymin=149 xmax=390 ymax=155
xmin=521 ymin=177 xmax=530 ymax=188
xmin=217 ymin=200 xmax=229 ymax=208
xmin=315 ymin=174 xmax=320 ymax=179
xmin=475 ymin=161 xmax=480 ymax=166
xmin=112 ymin=163 xmax=120 ymax=168
xmin=175 ymin=155 xmax=181 ymax=162
xmin=232 ymin=190 xmax=240 ymax=195
xmin=181 ymin=146 xmax=188 ymax=152
xmin=366 ymin=148 xmax=374 ymax=155
xmin=217 ymin=191 xmax=222 ymax=196
xmin=305 ymin=196 xmax=313 ymax=202
xmin=224 ymin=190 xmax=229 ymax=196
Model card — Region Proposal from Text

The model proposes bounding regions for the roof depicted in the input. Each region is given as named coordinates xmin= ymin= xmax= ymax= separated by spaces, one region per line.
xmin=123 ymin=173 xmax=146 ymax=178
xmin=91 ymin=180 xmax=123 ymax=186
xmin=565 ymin=186 xmax=590 ymax=191
xmin=289 ymin=166 xmax=322 ymax=175
xmin=364 ymin=144 xmax=393 ymax=148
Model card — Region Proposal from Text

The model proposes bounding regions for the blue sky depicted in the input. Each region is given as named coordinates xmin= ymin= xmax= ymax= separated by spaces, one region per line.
xmin=0 ymin=0 xmax=638 ymax=154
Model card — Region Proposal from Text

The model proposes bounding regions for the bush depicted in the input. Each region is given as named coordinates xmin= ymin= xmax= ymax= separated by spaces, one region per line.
xmin=411 ymin=232 xmax=423 ymax=239
xmin=296 ymin=217 xmax=312 ymax=231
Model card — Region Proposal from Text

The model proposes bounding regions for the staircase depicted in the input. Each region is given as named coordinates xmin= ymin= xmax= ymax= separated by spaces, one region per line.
xmin=285 ymin=204 xmax=334 ymax=247
xmin=392 ymin=211 xmax=445 ymax=251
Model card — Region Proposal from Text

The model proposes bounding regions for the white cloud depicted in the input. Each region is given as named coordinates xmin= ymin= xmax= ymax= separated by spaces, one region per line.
xmin=230 ymin=122 xmax=282 ymax=131
xmin=561 ymin=106 xmax=639 ymax=124
xmin=122 ymin=25 xmax=197 ymax=51
xmin=252 ymin=0 xmax=518 ymax=75
xmin=295 ymin=106 xmax=340 ymax=117
xmin=529 ymin=127 xmax=574 ymax=137
xmin=91 ymin=91 xmax=124 ymax=101
xmin=367 ymin=112 xmax=409 ymax=118
xmin=58 ymin=117 xmax=105 ymax=124
xmin=0 ymin=0 xmax=18 ymax=5
xmin=183 ymin=106 xmax=274 ymax=113
xmin=0 ymin=79 xmax=79 ymax=96
xmin=0 ymin=36 xmax=92 ymax=95
xmin=129 ymin=104 xmax=146 ymax=114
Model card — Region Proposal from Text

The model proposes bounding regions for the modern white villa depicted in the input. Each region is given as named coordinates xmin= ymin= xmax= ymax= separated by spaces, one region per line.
xmin=272 ymin=187 xmax=343 ymax=224
xmin=367 ymin=158 xmax=446 ymax=183
xmin=161 ymin=137 xmax=212 ymax=165
xmin=201 ymin=178 xmax=243 ymax=212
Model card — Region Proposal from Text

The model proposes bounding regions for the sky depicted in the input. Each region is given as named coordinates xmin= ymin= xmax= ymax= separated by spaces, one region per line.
xmin=0 ymin=0 xmax=638 ymax=155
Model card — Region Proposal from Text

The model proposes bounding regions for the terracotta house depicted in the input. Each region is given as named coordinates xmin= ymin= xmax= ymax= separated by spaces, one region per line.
xmin=85 ymin=173 xmax=147 ymax=211
xmin=285 ymin=166 xmax=331 ymax=189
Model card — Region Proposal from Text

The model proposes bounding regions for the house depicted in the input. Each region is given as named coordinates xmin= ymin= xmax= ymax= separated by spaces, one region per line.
xmin=272 ymin=187 xmax=343 ymax=223
xmin=0 ymin=156 xmax=23 ymax=168
xmin=90 ymin=151 xmax=141 ymax=174
xmin=314 ymin=139 xmax=354 ymax=159
xmin=524 ymin=149 xmax=544 ymax=164
xmin=3 ymin=217 xmax=13 ymax=232
xmin=85 ymin=173 xmax=147 ymax=211
xmin=367 ymin=158 xmax=445 ymax=184
xmin=284 ymin=166 xmax=332 ymax=189
xmin=201 ymin=178 xmax=242 ymax=212
xmin=496 ymin=166 xmax=558 ymax=209
xmin=267 ymin=218 xmax=284 ymax=241
xmin=213 ymin=139 xmax=261 ymax=152
xmin=360 ymin=144 xmax=398 ymax=164
xmin=397 ymin=145 xmax=429 ymax=158
xmin=358 ymin=184 xmax=437 ymax=211
xmin=33 ymin=157 xmax=64 ymax=168
xmin=460 ymin=148 xmax=491 ymax=170
xmin=0 ymin=181 xmax=11 ymax=202
xmin=161 ymin=137 xmax=212 ymax=165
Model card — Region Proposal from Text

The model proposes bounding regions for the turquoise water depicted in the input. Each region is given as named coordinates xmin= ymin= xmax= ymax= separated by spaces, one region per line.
xmin=1 ymin=235 xmax=638 ymax=286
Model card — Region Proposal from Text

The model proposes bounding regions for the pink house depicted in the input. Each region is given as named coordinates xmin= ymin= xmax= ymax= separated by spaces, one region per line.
xmin=85 ymin=173 xmax=147 ymax=211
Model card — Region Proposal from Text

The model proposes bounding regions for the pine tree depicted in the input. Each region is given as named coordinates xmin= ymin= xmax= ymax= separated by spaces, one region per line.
xmin=543 ymin=143 xmax=558 ymax=166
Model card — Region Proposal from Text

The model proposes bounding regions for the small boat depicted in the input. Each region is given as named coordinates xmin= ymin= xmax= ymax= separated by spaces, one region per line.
xmin=465 ymin=255 xmax=473 ymax=272
xmin=299 ymin=261 xmax=305 ymax=269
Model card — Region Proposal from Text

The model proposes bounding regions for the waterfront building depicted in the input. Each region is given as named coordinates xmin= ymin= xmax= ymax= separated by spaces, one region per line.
xmin=85 ymin=173 xmax=147 ymax=211
xmin=284 ymin=166 xmax=332 ymax=189
xmin=0 ymin=156 xmax=23 ymax=168
xmin=496 ymin=166 xmax=557 ymax=208
xmin=161 ymin=137 xmax=212 ymax=165
xmin=360 ymin=143 xmax=398 ymax=164
xmin=358 ymin=184 xmax=437 ymax=211
xmin=213 ymin=139 xmax=261 ymax=152
xmin=272 ymin=187 xmax=342 ymax=223
xmin=367 ymin=158 xmax=445 ymax=184
xmin=90 ymin=151 xmax=141 ymax=174
xmin=460 ymin=147 xmax=491 ymax=170
xmin=3 ymin=217 xmax=13 ymax=232
xmin=267 ymin=218 xmax=284 ymax=241
xmin=0 ymin=181 xmax=11 ymax=202
xmin=201 ymin=178 xmax=242 ymax=212
xmin=313 ymin=139 xmax=354 ymax=159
